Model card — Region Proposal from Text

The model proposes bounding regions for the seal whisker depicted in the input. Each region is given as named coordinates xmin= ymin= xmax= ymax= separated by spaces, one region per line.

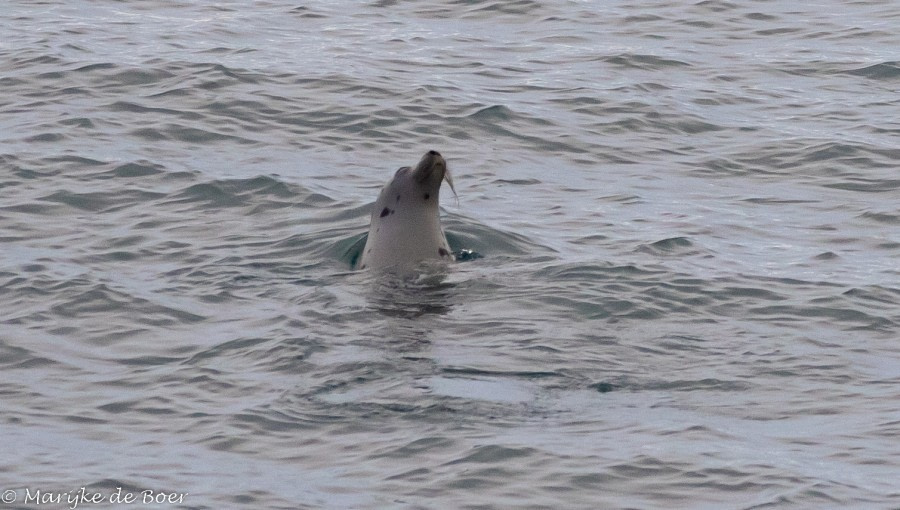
xmin=444 ymin=167 xmax=458 ymax=207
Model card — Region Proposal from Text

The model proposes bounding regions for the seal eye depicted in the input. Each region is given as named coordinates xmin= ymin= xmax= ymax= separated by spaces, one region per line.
xmin=424 ymin=193 xmax=430 ymax=200
xmin=428 ymin=150 xmax=440 ymax=156
xmin=380 ymin=207 xmax=390 ymax=218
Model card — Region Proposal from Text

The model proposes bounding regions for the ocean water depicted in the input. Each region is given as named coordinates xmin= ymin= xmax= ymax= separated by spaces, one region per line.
xmin=2 ymin=1 xmax=899 ymax=509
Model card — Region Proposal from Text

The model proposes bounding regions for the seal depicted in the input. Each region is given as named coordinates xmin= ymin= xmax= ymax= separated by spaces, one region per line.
xmin=358 ymin=150 xmax=456 ymax=270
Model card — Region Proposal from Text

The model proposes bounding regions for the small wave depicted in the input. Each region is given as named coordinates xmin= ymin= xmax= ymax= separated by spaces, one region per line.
xmin=602 ymin=53 xmax=693 ymax=70
xmin=468 ymin=104 xmax=516 ymax=122
xmin=25 ymin=132 xmax=68 ymax=143
xmin=859 ymin=211 xmax=900 ymax=225
xmin=109 ymin=161 xmax=166 ymax=178
xmin=40 ymin=188 xmax=165 ymax=213
xmin=842 ymin=61 xmax=900 ymax=80
xmin=459 ymin=0 xmax=544 ymax=17
xmin=635 ymin=237 xmax=704 ymax=257
xmin=165 ymin=176 xmax=326 ymax=211
xmin=0 ymin=342 xmax=59 ymax=370
xmin=824 ymin=179 xmax=900 ymax=193
xmin=49 ymin=283 xmax=206 ymax=326
xmin=130 ymin=123 xmax=257 ymax=145
xmin=448 ymin=444 xmax=537 ymax=464
xmin=493 ymin=178 xmax=541 ymax=185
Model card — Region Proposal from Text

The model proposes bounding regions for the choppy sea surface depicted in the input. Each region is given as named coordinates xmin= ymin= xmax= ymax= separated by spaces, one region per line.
xmin=2 ymin=1 xmax=899 ymax=509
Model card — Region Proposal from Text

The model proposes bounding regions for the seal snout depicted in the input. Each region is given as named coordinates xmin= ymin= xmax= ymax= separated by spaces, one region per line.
xmin=414 ymin=150 xmax=446 ymax=184
xmin=411 ymin=149 xmax=456 ymax=201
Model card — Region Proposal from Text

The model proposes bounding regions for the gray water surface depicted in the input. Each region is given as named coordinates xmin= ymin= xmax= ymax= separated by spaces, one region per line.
xmin=2 ymin=1 xmax=899 ymax=509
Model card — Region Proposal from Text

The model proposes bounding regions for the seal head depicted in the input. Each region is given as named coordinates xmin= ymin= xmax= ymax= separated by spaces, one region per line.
xmin=358 ymin=150 xmax=454 ymax=270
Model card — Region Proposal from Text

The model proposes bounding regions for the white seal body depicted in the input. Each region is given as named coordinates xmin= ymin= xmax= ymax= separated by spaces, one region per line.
xmin=358 ymin=150 xmax=454 ymax=271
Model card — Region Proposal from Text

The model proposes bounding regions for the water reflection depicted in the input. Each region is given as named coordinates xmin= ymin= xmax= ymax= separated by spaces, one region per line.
xmin=366 ymin=267 xmax=456 ymax=320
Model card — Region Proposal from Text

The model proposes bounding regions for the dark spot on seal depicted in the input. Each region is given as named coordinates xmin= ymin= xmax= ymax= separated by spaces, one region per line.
xmin=380 ymin=207 xmax=390 ymax=218
xmin=424 ymin=193 xmax=430 ymax=200
xmin=396 ymin=194 xmax=401 ymax=203
xmin=390 ymin=209 xmax=395 ymax=215
xmin=428 ymin=150 xmax=441 ymax=156
xmin=438 ymin=247 xmax=449 ymax=257
xmin=360 ymin=264 xmax=366 ymax=269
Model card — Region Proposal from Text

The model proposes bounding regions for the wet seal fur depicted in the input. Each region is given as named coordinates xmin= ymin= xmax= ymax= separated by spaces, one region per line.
xmin=358 ymin=150 xmax=455 ymax=271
